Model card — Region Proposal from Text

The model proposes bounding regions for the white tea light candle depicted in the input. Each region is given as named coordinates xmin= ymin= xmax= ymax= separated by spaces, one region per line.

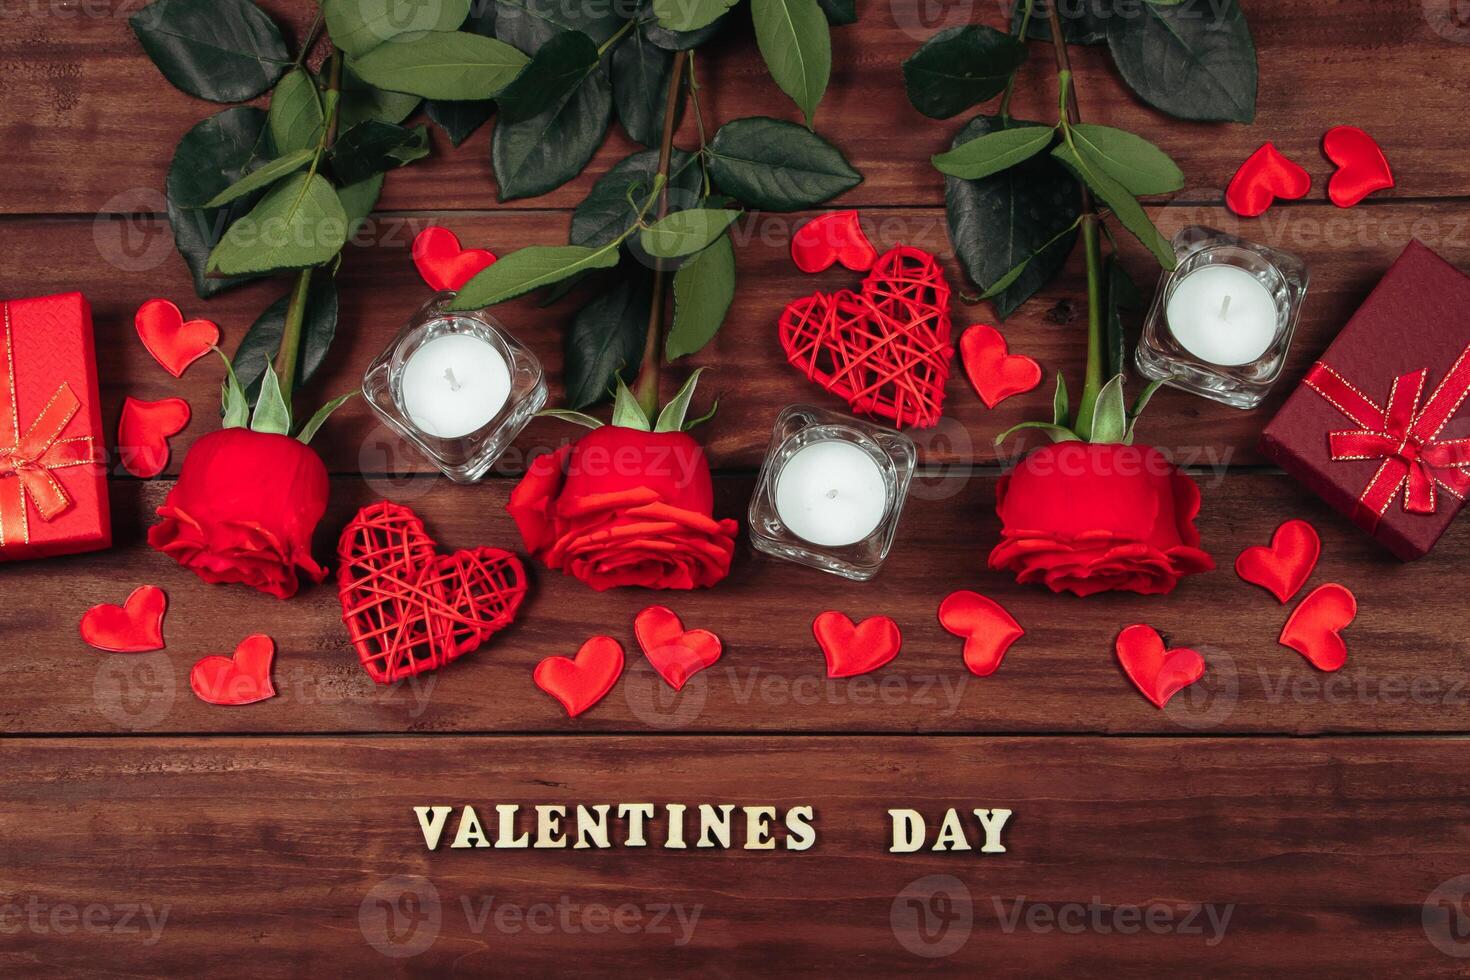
xmin=1165 ymin=264 xmax=1279 ymax=366
xmin=774 ymin=440 xmax=888 ymax=547
xmin=400 ymin=332 xmax=511 ymax=439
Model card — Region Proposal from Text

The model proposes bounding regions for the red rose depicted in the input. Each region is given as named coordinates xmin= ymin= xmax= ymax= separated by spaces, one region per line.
xmin=508 ymin=425 xmax=738 ymax=591
xmin=988 ymin=442 xmax=1214 ymax=597
xmin=149 ymin=429 xmax=330 ymax=600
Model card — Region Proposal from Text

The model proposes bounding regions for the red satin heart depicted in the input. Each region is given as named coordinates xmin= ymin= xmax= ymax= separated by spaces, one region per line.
xmin=134 ymin=298 xmax=219 ymax=378
xmin=959 ymin=324 xmax=1042 ymax=409
xmin=1114 ymin=624 xmax=1206 ymax=710
xmin=1280 ymin=583 xmax=1356 ymax=672
xmin=535 ymin=636 xmax=625 ymax=718
xmin=117 ymin=396 xmax=191 ymax=479
xmin=790 ymin=210 xmax=878 ymax=274
xmin=412 ymin=226 xmax=498 ymax=292
xmin=937 ymin=590 xmax=1022 ymax=677
xmin=1323 ymin=125 xmax=1394 ymax=208
xmin=634 ymin=605 xmax=722 ymax=691
xmin=812 ymin=611 xmax=902 ymax=678
xmin=1225 ymin=143 xmax=1311 ymax=218
xmin=79 ymin=585 xmax=167 ymax=653
xmin=1235 ymin=518 xmax=1320 ymax=603
xmin=190 ymin=634 xmax=277 ymax=706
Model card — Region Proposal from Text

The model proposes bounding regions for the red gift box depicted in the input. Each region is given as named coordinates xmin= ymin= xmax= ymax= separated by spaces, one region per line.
xmin=0 ymin=293 xmax=110 ymax=561
xmin=1261 ymin=241 xmax=1470 ymax=560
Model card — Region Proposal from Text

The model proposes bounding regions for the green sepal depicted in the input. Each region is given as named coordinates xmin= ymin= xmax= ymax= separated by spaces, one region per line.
xmin=1124 ymin=378 xmax=1165 ymax=445
xmin=1086 ymin=373 xmax=1128 ymax=444
xmin=250 ymin=362 xmax=292 ymax=435
xmin=653 ymin=367 xmax=707 ymax=433
xmin=295 ymin=392 xmax=355 ymax=445
xmin=995 ymin=420 xmax=1080 ymax=445
xmin=217 ymin=349 xmax=250 ymax=428
xmin=610 ymin=377 xmax=652 ymax=431
xmin=1051 ymin=371 xmax=1069 ymax=429
xmin=537 ymin=408 xmax=606 ymax=430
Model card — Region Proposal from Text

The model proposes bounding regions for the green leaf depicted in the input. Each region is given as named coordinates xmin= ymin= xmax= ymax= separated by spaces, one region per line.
xmin=1104 ymin=256 xmax=1143 ymax=380
xmin=324 ymin=0 xmax=471 ymax=56
xmin=668 ymin=233 xmax=735 ymax=360
xmin=1052 ymin=143 xmax=1173 ymax=269
xmin=492 ymin=68 xmax=612 ymax=201
xmin=902 ymin=25 xmax=1027 ymax=119
xmin=130 ymin=0 xmax=289 ymax=102
xmin=1051 ymin=371 xmax=1069 ymax=428
xmin=1013 ymin=0 xmax=1110 ymax=45
xmin=931 ymin=124 xmax=1054 ymax=181
xmin=654 ymin=367 xmax=708 ymax=432
xmin=641 ymin=4 xmax=728 ymax=49
xmin=639 ymin=208 xmax=740 ymax=259
xmin=1124 ymin=379 xmax=1164 ymax=445
xmin=329 ymin=120 xmax=430 ymax=184
xmin=164 ymin=107 xmax=272 ymax=298
xmin=750 ymin=0 xmax=830 ymax=127
xmin=206 ymin=172 xmax=349 ymax=276
xmin=348 ymin=30 xmax=529 ymax=100
xmin=1106 ymin=0 xmax=1256 ymax=123
xmin=216 ymin=350 xmax=250 ymax=428
xmin=612 ymin=377 xmax=653 ymax=430
xmin=995 ymin=420 xmax=1080 ymax=445
xmin=611 ymin=27 xmax=673 ymax=146
xmin=296 ymin=392 xmax=356 ymax=444
xmin=817 ymin=0 xmax=856 ymax=25
xmin=537 ymin=408 xmax=605 ymax=429
xmin=424 ymin=98 xmax=496 ymax=145
xmin=338 ymin=66 xmax=422 ymax=131
xmin=706 ymin=117 xmax=860 ymax=211
xmin=1086 ymin=373 xmax=1127 ymax=444
xmin=250 ymin=363 xmax=292 ymax=435
xmin=572 ymin=148 xmax=700 ymax=247
xmin=268 ymin=69 xmax=325 ymax=157
xmin=495 ymin=29 xmax=601 ymax=123
xmin=232 ymin=277 xmax=339 ymax=398
xmin=1069 ymin=124 xmax=1184 ymax=196
xmin=203 ymin=149 xmax=313 ymax=208
xmin=652 ymin=0 xmax=738 ymax=32
xmin=945 ymin=115 xmax=1081 ymax=319
xmin=451 ymin=243 xmax=622 ymax=309
xmin=565 ymin=274 xmax=652 ymax=410
xmin=496 ymin=0 xmax=625 ymax=49
xmin=338 ymin=172 xmax=385 ymax=236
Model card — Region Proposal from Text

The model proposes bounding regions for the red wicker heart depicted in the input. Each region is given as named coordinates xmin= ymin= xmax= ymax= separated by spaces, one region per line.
xmin=778 ymin=245 xmax=954 ymax=429
xmin=337 ymin=501 xmax=529 ymax=684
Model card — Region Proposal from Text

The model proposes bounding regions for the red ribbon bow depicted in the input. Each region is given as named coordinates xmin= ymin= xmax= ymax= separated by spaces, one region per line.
xmin=1303 ymin=343 xmax=1470 ymax=527
xmin=0 ymin=303 xmax=96 ymax=548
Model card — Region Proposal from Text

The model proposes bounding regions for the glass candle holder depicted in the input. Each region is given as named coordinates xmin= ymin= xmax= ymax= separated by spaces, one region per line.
xmin=363 ymin=293 xmax=547 ymax=483
xmin=748 ymin=405 xmax=916 ymax=581
xmin=1135 ymin=225 xmax=1309 ymax=409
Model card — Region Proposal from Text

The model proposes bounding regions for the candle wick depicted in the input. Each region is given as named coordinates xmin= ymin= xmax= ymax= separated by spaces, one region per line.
xmin=825 ymin=489 xmax=839 ymax=500
xmin=444 ymin=367 xmax=462 ymax=392
xmin=1219 ymin=295 xmax=1232 ymax=320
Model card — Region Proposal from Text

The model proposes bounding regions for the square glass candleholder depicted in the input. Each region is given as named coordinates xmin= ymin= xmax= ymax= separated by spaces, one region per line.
xmin=1135 ymin=225 xmax=1309 ymax=409
xmin=363 ymin=292 xmax=547 ymax=483
xmin=747 ymin=405 xmax=916 ymax=581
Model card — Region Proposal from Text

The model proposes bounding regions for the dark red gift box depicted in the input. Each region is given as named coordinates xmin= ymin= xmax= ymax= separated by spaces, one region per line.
xmin=0 ymin=292 xmax=111 ymax=561
xmin=1261 ymin=240 xmax=1470 ymax=560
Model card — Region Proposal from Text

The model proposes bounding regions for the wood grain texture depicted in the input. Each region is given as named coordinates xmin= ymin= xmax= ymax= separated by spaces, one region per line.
xmin=3 ymin=1 xmax=1469 ymax=215
xmin=12 ymin=202 xmax=1470 ymax=476
xmin=7 ymin=473 xmax=1467 ymax=736
xmin=4 ymin=736 xmax=1470 ymax=976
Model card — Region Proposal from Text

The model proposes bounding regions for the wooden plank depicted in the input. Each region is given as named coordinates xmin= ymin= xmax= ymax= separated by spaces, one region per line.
xmin=2 ymin=1 xmax=1468 ymax=215
xmin=3 ymin=735 xmax=1468 ymax=975
xmin=6 ymin=472 xmax=1469 ymax=735
xmin=11 ymin=202 xmax=1470 ymax=475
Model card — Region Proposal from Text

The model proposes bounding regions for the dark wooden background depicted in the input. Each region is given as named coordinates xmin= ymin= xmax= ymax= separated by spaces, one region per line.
xmin=5 ymin=0 xmax=1470 ymax=975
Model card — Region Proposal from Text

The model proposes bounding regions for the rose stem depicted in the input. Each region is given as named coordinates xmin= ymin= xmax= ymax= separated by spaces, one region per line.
xmin=632 ymin=49 xmax=691 ymax=421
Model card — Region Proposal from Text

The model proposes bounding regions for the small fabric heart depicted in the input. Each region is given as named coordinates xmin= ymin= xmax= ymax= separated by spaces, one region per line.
xmin=959 ymin=324 xmax=1042 ymax=409
xmin=790 ymin=210 xmax=878 ymax=274
xmin=937 ymin=590 xmax=1023 ymax=677
xmin=535 ymin=636 xmax=625 ymax=718
xmin=79 ymin=585 xmax=167 ymax=653
xmin=634 ymin=605 xmax=722 ymax=691
xmin=412 ymin=226 xmax=498 ymax=292
xmin=1235 ymin=518 xmax=1320 ymax=603
xmin=1225 ymin=143 xmax=1311 ymax=218
xmin=1279 ymin=583 xmax=1356 ymax=672
xmin=190 ymin=634 xmax=277 ymax=706
xmin=1114 ymin=624 xmax=1206 ymax=710
xmin=1323 ymin=125 xmax=1394 ymax=208
xmin=117 ymin=396 xmax=191 ymax=479
xmin=134 ymin=298 xmax=219 ymax=378
xmin=812 ymin=611 xmax=901 ymax=678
